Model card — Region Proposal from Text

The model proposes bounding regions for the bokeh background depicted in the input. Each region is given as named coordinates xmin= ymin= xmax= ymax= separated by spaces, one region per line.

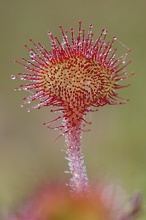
xmin=0 ymin=0 xmax=146 ymax=218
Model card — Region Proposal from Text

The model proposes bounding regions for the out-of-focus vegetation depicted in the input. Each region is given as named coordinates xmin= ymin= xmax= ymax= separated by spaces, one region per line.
xmin=0 ymin=0 xmax=146 ymax=218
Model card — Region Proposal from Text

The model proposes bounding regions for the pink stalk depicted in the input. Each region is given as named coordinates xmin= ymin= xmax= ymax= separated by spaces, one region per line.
xmin=65 ymin=126 xmax=88 ymax=192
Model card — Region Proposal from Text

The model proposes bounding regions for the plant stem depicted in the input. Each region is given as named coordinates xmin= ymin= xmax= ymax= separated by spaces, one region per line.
xmin=65 ymin=126 xmax=88 ymax=192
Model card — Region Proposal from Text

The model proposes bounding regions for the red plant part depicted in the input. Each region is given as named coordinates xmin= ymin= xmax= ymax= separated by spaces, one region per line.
xmin=12 ymin=22 xmax=131 ymax=135
xmin=12 ymin=22 xmax=132 ymax=192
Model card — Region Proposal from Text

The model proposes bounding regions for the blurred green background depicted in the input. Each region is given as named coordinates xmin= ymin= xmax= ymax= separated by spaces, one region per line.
xmin=0 ymin=0 xmax=146 ymax=218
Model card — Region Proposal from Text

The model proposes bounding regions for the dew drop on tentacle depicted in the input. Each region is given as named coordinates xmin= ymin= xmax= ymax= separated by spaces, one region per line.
xmin=102 ymin=29 xmax=107 ymax=35
xmin=11 ymin=75 xmax=16 ymax=80
xmin=27 ymin=108 xmax=31 ymax=112
xmin=29 ymin=50 xmax=36 ymax=60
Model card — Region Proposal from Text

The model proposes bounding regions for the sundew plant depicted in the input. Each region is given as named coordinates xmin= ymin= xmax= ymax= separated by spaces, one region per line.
xmin=10 ymin=22 xmax=141 ymax=220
